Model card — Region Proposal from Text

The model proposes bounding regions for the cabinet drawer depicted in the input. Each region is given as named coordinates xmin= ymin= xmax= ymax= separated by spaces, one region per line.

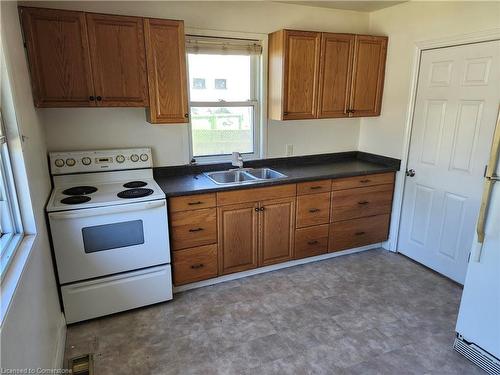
xmin=170 ymin=208 xmax=217 ymax=250
xmin=296 ymin=192 xmax=330 ymax=228
xmin=297 ymin=180 xmax=331 ymax=195
xmin=331 ymin=172 xmax=394 ymax=190
xmin=169 ymin=193 xmax=216 ymax=212
xmin=295 ymin=225 xmax=329 ymax=259
xmin=331 ymin=184 xmax=393 ymax=222
xmin=329 ymin=214 xmax=390 ymax=252
xmin=173 ymin=244 xmax=218 ymax=285
xmin=217 ymin=184 xmax=296 ymax=206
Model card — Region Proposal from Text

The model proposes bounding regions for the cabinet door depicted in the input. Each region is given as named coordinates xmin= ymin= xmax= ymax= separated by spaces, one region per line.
xmin=144 ymin=18 xmax=189 ymax=124
xmin=317 ymin=33 xmax=354 ymax=118
xmin=349 ymin=35 xmax=388 ymax=117
xmin=259 ymin=197 xmax=295 ymax=266
xmin=283 ymin=30 xmax=321 ymax=120
xmin=218 ymin=202 xmax=259 ymax=275
xmin=86 ymin=13 xmax=148 ymax=106
xmin=19 ymin=7 xmax=94 ymax=107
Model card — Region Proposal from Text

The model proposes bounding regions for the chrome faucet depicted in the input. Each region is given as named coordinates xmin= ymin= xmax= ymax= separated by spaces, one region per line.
xmin=231 ymin=151 xmax=243 ymax=168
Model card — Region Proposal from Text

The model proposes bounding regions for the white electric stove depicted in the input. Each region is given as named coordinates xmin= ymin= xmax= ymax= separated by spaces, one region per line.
xmin=46 ymin=148 xmax=172 ymax=324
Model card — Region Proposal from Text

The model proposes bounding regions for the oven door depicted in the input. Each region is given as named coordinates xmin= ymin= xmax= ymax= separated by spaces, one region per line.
xmin=49 ymin=200 xmax=170 ymax=284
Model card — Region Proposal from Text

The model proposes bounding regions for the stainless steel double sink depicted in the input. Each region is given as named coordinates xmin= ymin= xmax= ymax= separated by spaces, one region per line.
xmin=204 ymin=168 xmax=287 ymax=185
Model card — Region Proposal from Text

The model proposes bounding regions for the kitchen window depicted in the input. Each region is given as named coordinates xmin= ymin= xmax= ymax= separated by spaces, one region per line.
xmin=186 ymin=36 xmax=262 ymax=161
xmin=0 ymin=112 xmax=23 ymax=278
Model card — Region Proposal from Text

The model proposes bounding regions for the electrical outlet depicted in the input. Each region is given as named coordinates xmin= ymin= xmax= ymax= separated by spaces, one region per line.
xmin=286 ymin=144 xmax=293 ymax=156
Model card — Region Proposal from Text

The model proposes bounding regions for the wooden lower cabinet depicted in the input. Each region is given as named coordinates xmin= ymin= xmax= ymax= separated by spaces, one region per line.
xmin=295 ymin=224 xmax=329 ymax=259
xmin=259 ymin=197 xmax=295 ymax=266
xmin=329 ymin=214 xmax=390 ymax=252
xmin=218 ymin=202 xmax=259 ymax=275
xmin=173 ymin=244 xmax=218 ymax=285
xmin=170 ymin=208 xmax=217 ymax=250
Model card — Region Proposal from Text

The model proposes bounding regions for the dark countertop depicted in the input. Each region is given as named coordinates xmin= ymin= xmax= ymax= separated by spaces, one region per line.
xmin=154 ymin=151 xmax=400 ymax=197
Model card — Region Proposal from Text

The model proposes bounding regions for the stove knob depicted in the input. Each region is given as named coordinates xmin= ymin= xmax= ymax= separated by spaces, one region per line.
xmin=66 ymin=158 xmax=76 ymax=167
xmin=82 ymin=157 xmax=92 ymax=166
xmin=140 ymin=153 xmax=149 ymax=162
xmin=130 ymin=154 xmax=139 ymax=162
xmin=54 ymin=159 xmax=65 ymax=167
xmin=116 ymin=155 xmax=126 ymax=163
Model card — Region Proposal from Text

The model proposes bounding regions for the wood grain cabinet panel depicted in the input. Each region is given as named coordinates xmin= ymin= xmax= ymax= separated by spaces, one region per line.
xmin=86 ymin=13 xmax=148 ymax=106
xmin=297 ymin=179 xmax=331 ymax=195
xmin=144 ymin=18 xmax=189 ymax=124
xmin=317 ymin=33 xmax=354 ymax=118
xmin=331 ymin=183 xmax=394 ymax=222
xmin=19 ymin=7 xmax=95 ymax=107
xmin=268 ymin=30 xmax=321 ymax=120
xmin=169 ymin=193 xmax=216 ymax=212
xmin=331 ymin=172 xmax=395 ymax=191
xmin=218 ymin=202 xmax=259 ymax=275
xmin=295 ymin=224 xmax=329 ymax=259
xmin=217 ymin=184 xmax=296 ymax=206
xmin=259 ymin=197 xmax=295 ymax=266
xmin=349 ymin=35 xmax=388 ymax=117
xmin=329 ymin=214 xmax=390 ymax=252
xmin=170 ymin=208 xmax=217 ymax=250
xmin=296 ymin=192 xmax=331 ymax=228
xmin=173 ymin=244 xmax=218 ymax=285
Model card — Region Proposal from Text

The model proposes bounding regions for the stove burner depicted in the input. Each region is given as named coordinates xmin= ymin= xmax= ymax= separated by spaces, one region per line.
xmin=63 ymin=186 xmax=98 ymax=196
xmin=61 ymin=196 xmax=91 ymax=205
xmin=117 ymin=188 xmax=154 ymax=199
xmin=123 ymin=181 xmax=147 ymax=188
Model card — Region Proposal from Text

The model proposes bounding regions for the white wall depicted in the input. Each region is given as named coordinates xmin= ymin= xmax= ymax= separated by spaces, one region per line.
xmin=21 ymin=0 xmax=369 ymax=165
xmin=359 ymin=1 xmax=500 ymax=159
xmin=0 ymin=0 xmax=64 ymax=370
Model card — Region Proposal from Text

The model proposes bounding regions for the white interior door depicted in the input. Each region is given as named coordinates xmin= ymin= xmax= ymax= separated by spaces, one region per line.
xmin=398 ymin=40 xmax=500 ymax=284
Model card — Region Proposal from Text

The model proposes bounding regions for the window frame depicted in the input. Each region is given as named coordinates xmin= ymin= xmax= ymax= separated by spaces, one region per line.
xmin=187 ymin=49 xmax=262 ymax=164
xmin=0 ymin=112 xmax=24 ymax=280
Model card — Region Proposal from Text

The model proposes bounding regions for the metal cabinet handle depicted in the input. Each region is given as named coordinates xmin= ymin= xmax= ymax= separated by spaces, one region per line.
xmin=188 ymin=201 xmax=203 ymax=205
xmin=358 ymin=201 xmax=369 ymax=205
xmin=255 ymin=207 xmax=260 ymax=212
xmin=96 ymin=96 xmax=102 ymax=101
xmin=360 ymin=179 xmax=371 ymax=183
xmin=89 ymin=96 xmax=95 ymax=101
xmin=189 ymin=228 xmax=204 ymax=232
xmin=191 ymin=263 xmax=204 ymax=269
xmin=307 ymin=240 xmax=319 ymax=245
xmin=184 ymin=113 xmax=189 ymax=118
xmin=309 ymin=208 xmax=320 ymax=213
xmin=283 ymin=112 xmax=289 ymax=116
xmin=355 ymin=231 xmax=366 ymax=236
xmin=310 ymin=186 xmax=322 ymax=190
xmin=260 ymin=207 xmax=265 ymax=211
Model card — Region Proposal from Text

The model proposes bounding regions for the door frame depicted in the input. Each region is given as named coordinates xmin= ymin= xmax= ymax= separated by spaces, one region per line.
xmin=388 ymin=28 xmax=500 ymax=252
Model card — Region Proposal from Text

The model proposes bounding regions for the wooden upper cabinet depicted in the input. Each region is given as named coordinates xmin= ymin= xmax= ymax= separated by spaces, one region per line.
xmin=259 ymin=197 xmax=295 ymax=266
xmin=86 ymin=13 xmax=148 ymax=106
xmin=19 ymin=7 xmax=95 ymax=107
xmin=144 ymin=18 xmax=189 ymax=124
xmin=268 ymin=29 xmax=387 ymax=120
xmin=317 ymin=33 xmax=354 ymax=118
xmin=349 ymin=35 xmax=388 ymax=117
xmin=268 ymin=30 xmax=321 ymax=120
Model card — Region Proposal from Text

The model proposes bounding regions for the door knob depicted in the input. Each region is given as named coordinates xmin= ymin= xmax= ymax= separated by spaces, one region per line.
xmin=406 ymin=169 xmax=416 ymax=177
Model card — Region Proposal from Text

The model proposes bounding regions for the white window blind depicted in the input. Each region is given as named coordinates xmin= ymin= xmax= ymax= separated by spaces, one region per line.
xmin=186 ymin=35 xmax=262 ymax=55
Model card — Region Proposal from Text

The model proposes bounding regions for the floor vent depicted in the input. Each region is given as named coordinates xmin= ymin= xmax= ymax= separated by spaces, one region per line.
xmin=454 ymin=337 xmax=500 ymax=375
xmin=68 ymin=354 xmax=93 ymax=375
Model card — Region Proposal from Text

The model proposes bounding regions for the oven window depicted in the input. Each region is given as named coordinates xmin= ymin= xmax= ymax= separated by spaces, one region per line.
xmin=82 ymin=220 xmax=144 ymax=253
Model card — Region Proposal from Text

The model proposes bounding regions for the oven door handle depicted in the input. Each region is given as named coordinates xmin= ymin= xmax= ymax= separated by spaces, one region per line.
xmin=49 ymin=200 xmax=166 ymax=220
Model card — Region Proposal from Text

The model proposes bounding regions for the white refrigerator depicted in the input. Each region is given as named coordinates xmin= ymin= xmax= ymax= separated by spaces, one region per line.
xmin=455 ymin=107 xmax=500 ymax=374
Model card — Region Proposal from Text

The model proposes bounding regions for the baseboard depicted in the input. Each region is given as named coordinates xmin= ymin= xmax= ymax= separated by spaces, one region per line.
xmin=174 ymin=243 xmax=382 ymax=293
xmin=52 ymin=312 xmax=67 ymax=369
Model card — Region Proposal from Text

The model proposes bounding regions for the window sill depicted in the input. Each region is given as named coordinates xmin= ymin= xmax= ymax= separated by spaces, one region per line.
xmin=0 ymin=234 xmax=35 ymax=325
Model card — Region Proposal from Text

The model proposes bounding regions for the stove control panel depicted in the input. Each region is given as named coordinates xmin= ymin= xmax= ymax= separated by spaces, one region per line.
xmin=49 ymin=148 xmax=153 ymax=175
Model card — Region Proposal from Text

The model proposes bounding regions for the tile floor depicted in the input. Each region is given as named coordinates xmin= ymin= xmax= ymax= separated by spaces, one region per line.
xmin=64 ymin=249 xmax=485 ymax=374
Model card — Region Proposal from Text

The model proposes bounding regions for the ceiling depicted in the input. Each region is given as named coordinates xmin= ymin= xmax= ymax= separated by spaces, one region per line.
xmin=277 ymin=1 xmax=407 ymax=12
